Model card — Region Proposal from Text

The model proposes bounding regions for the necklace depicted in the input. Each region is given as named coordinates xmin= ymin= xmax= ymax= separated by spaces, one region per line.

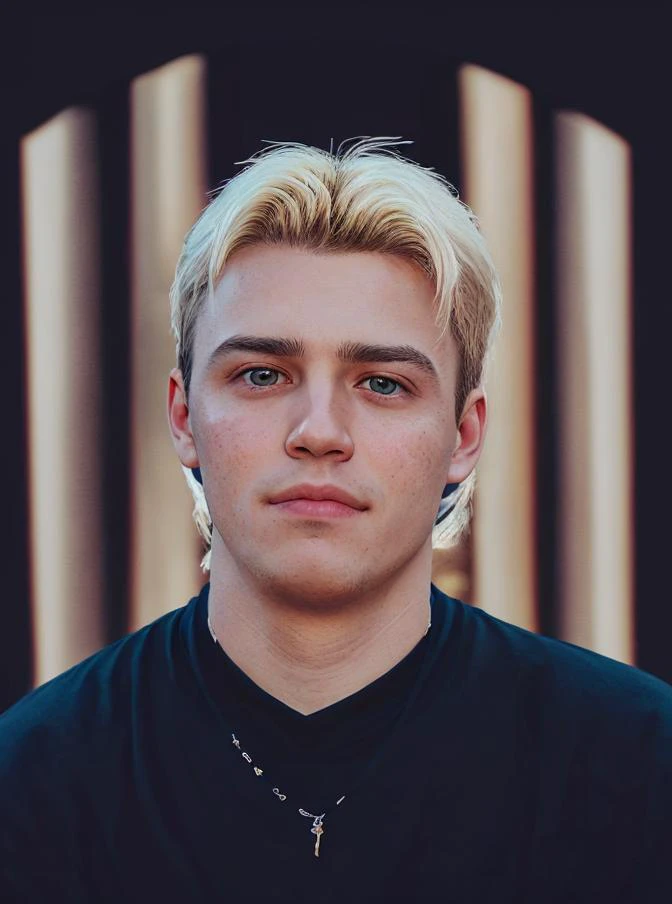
xmin=229 ymin=728 xmax=338 ymax=857
xmin=207 ymin=600 xmax=432 ymax=859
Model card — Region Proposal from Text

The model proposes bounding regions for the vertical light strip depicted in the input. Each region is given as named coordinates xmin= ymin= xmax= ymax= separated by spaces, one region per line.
xmin=555 ymin=113 xmax=634 ymax=663
xmin=129 ymin=55 xmax=208 ymax=631
xmin=21 ymin=109 xmax=105 ymax=685
xmin=457 ymin=65 xmax=537 ymax=631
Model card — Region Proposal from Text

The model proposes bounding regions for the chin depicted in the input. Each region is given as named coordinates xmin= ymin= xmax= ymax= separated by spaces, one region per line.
xmin=213 ymin=525 xmax=429 ymax=608
xmin=248 ymin=548 xmax=381 ymax=609
xmin=275 ymin=568 xmax=369 ymax=607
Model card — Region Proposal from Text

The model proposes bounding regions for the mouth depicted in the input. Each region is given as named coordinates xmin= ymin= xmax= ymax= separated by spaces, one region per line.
xmin=271 ymin=498 xmax=364 ymax=518
xmin=268 ymin=484 xmax=368 ymax=519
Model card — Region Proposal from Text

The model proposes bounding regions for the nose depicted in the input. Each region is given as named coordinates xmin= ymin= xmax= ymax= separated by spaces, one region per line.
xmin=285 ymin=383 xmax=354 ymax=461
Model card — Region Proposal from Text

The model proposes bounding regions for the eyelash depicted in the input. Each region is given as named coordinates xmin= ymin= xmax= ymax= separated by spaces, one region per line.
xmin=236 ymin=367 xmax=410 ymax=397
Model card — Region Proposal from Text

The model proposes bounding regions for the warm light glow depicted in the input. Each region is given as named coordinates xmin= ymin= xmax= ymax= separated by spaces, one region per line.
xmin=129 ymin=55 xmax=208 ymax=630
xmin=555 ymin=112 xmax=634 ymax=663
xmin=457 ymin=64 xmax=537 ymax=631
xmin=21 ymin=108 xmax=106 ymax=684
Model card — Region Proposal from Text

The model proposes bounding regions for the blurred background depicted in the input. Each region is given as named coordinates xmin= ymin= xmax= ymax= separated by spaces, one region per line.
xmin=2 ymin=8 xmax=670 ymax=711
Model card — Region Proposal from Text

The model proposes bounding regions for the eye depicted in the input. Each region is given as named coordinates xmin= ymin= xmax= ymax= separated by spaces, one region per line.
xmin=361 ymin=376 xmax=405 ymax=396
xmin=240 ymin=368 xmax=287 ymax=387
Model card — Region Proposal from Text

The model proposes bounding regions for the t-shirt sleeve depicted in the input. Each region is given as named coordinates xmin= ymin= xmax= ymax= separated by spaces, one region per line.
xmin=632 ymin=706 xmax=672 ymax=900
xmin=0 ymin=710 xmax=90 ymax=900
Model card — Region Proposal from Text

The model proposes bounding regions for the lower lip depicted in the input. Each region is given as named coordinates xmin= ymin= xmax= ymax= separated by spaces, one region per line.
xmin=271 ymin=499 xmax=364 ymax=518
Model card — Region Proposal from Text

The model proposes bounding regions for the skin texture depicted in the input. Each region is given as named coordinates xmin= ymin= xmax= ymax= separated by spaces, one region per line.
xmin=169 ymin=245 xmax=487 ymax=714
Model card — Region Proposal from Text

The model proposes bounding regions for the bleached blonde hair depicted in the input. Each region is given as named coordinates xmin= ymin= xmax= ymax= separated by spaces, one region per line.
xmin=170 ymin=137 xmax=502 ymax=571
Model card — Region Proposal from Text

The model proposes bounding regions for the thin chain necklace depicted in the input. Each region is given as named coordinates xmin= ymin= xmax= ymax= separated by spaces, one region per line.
xmin=229 ymin=728 xmax=336 ymax=857
xmin=207 ymin=603 xmax=432 ymax=859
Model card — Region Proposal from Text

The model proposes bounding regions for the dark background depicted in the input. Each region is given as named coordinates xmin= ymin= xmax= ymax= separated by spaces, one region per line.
xmin=2 ymin=8 xmax=670 ymax=711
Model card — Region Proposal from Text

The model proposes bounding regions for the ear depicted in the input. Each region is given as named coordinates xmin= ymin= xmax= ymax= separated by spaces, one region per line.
xmin=168 ymin=368 xmax=200 ymax=469
xmin=445 ymin=387 xmax=487 ymax=484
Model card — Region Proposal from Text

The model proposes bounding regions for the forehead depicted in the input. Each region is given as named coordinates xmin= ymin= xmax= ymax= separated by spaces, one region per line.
xmin=196 ymin=244 xmax=456 ymax=372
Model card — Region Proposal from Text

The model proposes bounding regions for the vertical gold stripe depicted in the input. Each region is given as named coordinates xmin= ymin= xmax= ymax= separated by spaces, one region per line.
xmin=21 ymin=108 xmax=105 ymax=685
xmin=555 ymin=113 xmax=634 ymax=663
xmin=457 ymin=64 xmax=537 ymax=631
xmin=129 ymin=55 xmax=208 ymax=630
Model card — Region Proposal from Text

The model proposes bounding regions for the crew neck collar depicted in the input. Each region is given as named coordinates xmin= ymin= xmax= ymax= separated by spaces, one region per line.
xmin=188 ymin=582 xmax=451 ymax=751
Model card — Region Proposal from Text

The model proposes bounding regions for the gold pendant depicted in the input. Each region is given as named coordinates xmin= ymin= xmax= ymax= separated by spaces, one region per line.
xmin=311 ymin=824 xmax=324 ymax=858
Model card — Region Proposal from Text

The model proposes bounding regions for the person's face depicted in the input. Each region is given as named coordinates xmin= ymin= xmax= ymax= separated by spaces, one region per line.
xmin=169 ymin=244 xmax=485 ymax=605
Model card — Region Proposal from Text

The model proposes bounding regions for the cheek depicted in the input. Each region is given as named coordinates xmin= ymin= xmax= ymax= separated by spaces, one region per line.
xmin=375 ymin=424 xmax=451 ymax=508
xmin=195 ymin=410 xmax=276 ymax=490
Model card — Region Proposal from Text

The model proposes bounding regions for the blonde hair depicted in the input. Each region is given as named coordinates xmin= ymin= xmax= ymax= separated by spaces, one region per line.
xmin=170 ymin=137 xmax=502 ymax=570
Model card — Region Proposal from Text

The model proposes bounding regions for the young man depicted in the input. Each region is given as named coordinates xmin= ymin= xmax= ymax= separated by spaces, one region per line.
xmin=2 ymin=138 xmax=670 ymax=902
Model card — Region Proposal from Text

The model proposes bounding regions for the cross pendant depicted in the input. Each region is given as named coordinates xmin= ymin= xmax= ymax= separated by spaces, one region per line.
xmin=311 ymin=823 xmax=324 ymax=858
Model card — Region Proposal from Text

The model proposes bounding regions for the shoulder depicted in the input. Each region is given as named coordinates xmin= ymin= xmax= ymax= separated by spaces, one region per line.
xmin=440 ymin=589 xmax=672 ymax=732
xmin=0 ymin=598 xmax=191 ymax=772
xmin=0 ymin=594 xmax=202 ymax=894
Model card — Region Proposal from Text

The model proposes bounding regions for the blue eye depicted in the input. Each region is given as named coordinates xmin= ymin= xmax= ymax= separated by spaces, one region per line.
xmin=242 ymin=368 xmax=284 ymax=387
xmin=364 ymin=376 xmax=403 ymax=396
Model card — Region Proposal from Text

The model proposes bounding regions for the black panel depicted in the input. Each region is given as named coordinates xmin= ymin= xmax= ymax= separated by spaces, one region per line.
xmin=97 ymin=80 xmax=132 ymax=646
xmin=207 ymin=41 xmax=461 ymax=195
xmin=0 ymin=141 xmax=32 ymax=711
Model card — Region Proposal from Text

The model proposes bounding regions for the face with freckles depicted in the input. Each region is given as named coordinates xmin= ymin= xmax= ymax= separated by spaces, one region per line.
xmin=169 ymin=244 xmax=486 ymax=606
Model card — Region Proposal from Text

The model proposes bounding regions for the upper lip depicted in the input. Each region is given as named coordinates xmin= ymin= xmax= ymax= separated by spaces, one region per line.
xmin=269 ymin=484 xmax=368 ymax=510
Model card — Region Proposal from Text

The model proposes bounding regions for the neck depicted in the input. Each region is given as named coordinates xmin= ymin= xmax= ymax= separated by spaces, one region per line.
xmin=206 ymin=546 xmax=433 ymax=716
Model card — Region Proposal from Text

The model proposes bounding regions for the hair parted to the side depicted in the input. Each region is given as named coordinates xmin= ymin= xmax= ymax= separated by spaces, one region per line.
xmin=170 ymin=137 xmax=502 ymax=571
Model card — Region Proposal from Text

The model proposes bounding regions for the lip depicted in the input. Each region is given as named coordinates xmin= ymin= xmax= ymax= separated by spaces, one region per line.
xmin=268 ymin=484 xmax=368 ymax=511
xmin=271 ymin=498 xmax=363 ymax=518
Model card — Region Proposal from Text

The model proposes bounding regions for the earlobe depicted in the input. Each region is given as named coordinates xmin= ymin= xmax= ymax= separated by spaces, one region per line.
xmin=445 ymin=388 xmax=487 ymax=485
xmin=168 ymin=368 xmax=200 ymax=469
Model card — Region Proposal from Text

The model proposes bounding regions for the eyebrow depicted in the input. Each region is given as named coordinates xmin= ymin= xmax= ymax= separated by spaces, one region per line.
xmin=207 ymin=335 xmax=439 ymax=383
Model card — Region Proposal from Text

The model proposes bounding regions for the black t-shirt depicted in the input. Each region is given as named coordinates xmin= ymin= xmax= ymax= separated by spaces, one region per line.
xmin=1 ymin=583 xmax=671 ymax=903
